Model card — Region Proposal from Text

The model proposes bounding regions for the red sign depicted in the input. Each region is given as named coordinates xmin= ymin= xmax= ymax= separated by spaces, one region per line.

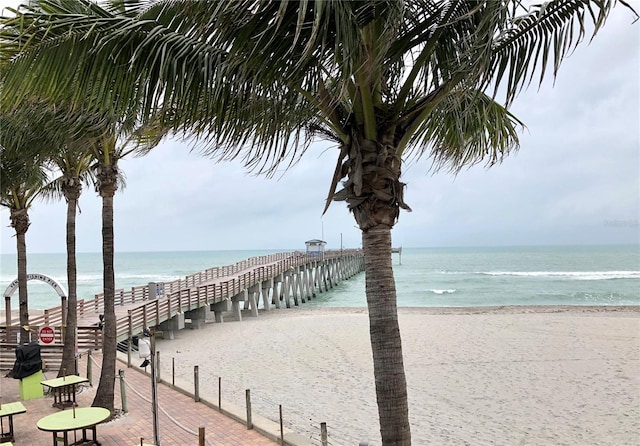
xmin=40 ymin=326 xmax=55 ymax=344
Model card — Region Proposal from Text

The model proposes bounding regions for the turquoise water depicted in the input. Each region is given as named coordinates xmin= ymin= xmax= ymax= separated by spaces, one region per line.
xmin=0 ymin=245 xmax=638 ymax=310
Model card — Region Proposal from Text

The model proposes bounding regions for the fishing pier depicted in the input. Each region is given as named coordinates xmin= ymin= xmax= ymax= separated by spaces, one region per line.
xmin=1 ymin=249 xmax=364 ymax=371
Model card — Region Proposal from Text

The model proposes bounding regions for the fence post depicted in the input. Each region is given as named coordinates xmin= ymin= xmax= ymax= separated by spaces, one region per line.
xmin=218 ymin=376 xmax=221 ymax=411
xmin=321 ymin=422 xmax=328 ymax=446
xmin=279 ymin=405 xmax=284 ymax=445
xmin=119 ymin=369 xmax=128 ymax=413
xmin=127 ymin=310 xmax=133 ymax=368
xmin=156 ymin=351 xmax=161 ymax=382
xmin=199 ymin=427 xmax=205 ymax=446
xmin=194 ymin=365 xmax=200 ymax=402
xmin=246 ymin=389 xmax=253 ymax=429
xmin=87 ymin=350 xmax=92 ymax=386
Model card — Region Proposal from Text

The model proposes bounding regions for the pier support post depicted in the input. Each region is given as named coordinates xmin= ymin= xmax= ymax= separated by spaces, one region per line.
xmin=248 ymin=285 xmax=260 ymax=317
xmin=158 ymin=312 xmax=184 ymax=340
xmin=282 ymin=272 xmax=292 ymax=308
xmin=186 ymin=307 xmax=208 ymax=329
xmin=231 ymin=290 xmax=247 ymax=321
xmin=261 ymin=279 xmax=273 ymax=311
xmin=211 ymin=299 xmax=231 ymax=323
xmin=273 ymin=276 xmax=282 ymax=309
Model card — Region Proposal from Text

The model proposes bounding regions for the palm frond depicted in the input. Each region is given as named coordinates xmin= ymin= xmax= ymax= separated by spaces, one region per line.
xmin=489 ymin=0 xmax=637 ymax=105
xmin=404 ymin=87 xmax=524 ymax=172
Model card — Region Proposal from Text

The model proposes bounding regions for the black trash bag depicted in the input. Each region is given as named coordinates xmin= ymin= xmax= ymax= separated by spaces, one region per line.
xmin=10 ymin=341 xmax=43 ymax=379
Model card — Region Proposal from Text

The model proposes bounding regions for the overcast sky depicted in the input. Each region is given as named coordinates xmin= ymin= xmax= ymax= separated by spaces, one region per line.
xmin=1 ymin=2 xmax=638 ymax=254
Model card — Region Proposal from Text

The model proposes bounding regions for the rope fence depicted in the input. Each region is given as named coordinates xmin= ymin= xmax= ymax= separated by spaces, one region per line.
xmin=85 ymin=344 xmax=375 ymax=445
xmin=87 ymin=352 xmax=215 ymax=446
xmin=158 ymin=356 xmax=373 ymax=446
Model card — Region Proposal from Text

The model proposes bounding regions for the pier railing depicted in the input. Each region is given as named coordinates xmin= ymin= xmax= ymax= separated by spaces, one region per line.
xmin=0 ymin=325 xmax=102 ymax=371
xmin=1 ymin=249 xmax=364 ymax=370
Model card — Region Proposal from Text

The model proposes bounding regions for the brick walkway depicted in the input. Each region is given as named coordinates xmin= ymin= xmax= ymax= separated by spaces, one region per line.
xmin=1 ymin=352 xmax=278 ymax=446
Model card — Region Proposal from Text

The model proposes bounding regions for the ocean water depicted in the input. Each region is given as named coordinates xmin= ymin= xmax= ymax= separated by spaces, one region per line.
xmin=0 ymin=245 xmax=638 ymax=311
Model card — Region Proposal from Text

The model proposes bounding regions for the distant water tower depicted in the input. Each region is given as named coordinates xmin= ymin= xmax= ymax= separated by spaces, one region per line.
xmin=305 ymin=239 xmax=326 ymax=259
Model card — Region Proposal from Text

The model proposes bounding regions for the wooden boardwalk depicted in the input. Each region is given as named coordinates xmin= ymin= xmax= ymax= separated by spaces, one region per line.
xmin=1 ymin=249 xmax=364 ymax=370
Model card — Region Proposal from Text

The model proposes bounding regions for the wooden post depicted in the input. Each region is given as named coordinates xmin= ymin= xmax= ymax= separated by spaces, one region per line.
xmin=87 ymin=350 xmax=93 ymax=386
xmin=150 ymin=330 xmax=160 ymax=446
xmin=4 ymin=296 xmax=11 ymax=342
xmin=156 ymin=350 xmax=161 ymax=382
xmin=172 ymin=357 xmax=175 ymax=386
xmin=142 ymin=305 xmax=147 ymax=333
xmin=194 ymin=365 xmax=200 ymax=402
xmin=321 ymin=422 xmax=328 ymax=446
xmin=127 ymin=310 xmax=133 ymax=368
xmin=218 ymin=376 xmax=221 ymax=411
xmin=279 ymin=405 xmax=284 ymax=445
xmin=119 ymin=369 xmax=128 ymax=413
xmin=245 ymin=389 xmax=253 ymax=429
xmin=199 ymin=427 xmax=205 ymax=446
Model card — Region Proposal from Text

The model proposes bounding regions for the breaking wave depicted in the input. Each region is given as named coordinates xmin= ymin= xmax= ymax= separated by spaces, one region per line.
xmin=430 ymin=289 xmax=457 ymax=294
xmin=480 ymin=271 xmax=639 ymax=281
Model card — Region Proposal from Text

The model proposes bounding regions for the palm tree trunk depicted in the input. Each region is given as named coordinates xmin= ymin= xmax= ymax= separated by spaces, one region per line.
xmin=59 ymin=191 xmax=79 ymax=376
xmin=11 ymin=208 xmax=30 ymax=344
xmin=362 ymin=225 xmax=411 ymax=446
xmin=92 ymin=192 xmax=116 ymax=412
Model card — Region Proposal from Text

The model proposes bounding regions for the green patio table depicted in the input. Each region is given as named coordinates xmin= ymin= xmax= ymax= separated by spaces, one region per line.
xmin=37 ymin=407 xmax=110 ymax=446
xmin=0 ymin=402 xmax=26 ymax=442
xmin=41 ymin=375 xmax=89 ymax=409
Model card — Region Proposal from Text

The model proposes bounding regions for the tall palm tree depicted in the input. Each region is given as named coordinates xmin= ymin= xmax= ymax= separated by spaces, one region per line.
xmin=15 ymin=98 xmax=106 ymax=377
xmin=0 ymin=1 xmax=635 ymax=443
xmin=0 ymin=112 xmax=53 ymax=344
xmin=44 ymin=144 xmax=95 ymax=377
xmin=1 ymin=3 xmax=164 ymax=413
xmin=88 ymin=122 xmax=163 ymax=411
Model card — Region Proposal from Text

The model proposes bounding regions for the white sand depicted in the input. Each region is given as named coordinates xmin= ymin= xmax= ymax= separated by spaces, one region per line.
xmin=153 ymin=306 xmax=640 ymax=445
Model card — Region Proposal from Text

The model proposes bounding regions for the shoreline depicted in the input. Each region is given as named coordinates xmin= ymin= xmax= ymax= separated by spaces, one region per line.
xmin=1 ymin=304 xmax=638 ymax=319
xmin=150 ymin=305 xmax=639 ymax=445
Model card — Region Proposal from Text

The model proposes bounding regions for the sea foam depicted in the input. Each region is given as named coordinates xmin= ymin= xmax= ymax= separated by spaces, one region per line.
xmin=481 ymin=271 xmax=639 ymax=280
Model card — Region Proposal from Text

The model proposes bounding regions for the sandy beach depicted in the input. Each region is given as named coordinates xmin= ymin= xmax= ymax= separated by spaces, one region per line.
xmin=152 ymin=306 xmax=639 ymax=445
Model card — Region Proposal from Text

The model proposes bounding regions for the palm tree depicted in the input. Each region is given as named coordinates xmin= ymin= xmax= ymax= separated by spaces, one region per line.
xmin=12 ymin=98 xmax=106 ymax=377
xmin=1 ymin=3 xmax=164 ymax=412
xmin=44 ymin=144 xmax=95 ymax=377
xmin=89 ymin=122 xmax=163 ymax=411
xmin=0 ymin=0 xmax=636 ymax=443
xmin=0 ymin=112 xmax=53 ymax=344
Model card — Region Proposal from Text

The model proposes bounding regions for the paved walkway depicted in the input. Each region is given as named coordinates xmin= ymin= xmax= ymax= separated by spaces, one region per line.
xmin=2 ymin=351 xmax=279 ymax=446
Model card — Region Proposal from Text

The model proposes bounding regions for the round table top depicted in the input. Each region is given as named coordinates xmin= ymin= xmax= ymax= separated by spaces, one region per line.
xmin=37 ymin=407 xmax=110 ymax=432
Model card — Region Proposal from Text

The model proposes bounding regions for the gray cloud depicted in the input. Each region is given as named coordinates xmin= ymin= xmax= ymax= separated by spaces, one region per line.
xmin=1 ymin=4 xmax=638 ymax=253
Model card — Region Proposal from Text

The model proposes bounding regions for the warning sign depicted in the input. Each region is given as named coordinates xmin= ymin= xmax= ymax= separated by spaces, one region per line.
xmin=39 ymin=326 xmax=55 ymax=344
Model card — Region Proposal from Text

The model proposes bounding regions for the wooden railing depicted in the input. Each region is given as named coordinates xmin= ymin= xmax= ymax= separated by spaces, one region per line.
xmin=0 ymin=343 xmax=65 ymax=373
xmin=111 ymin=249 xmax=362 ymax=342
xmin=0 ymin=325 xmax=102 ymax=371
xmin=1 ymin=249 xmax=364 ymax=370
